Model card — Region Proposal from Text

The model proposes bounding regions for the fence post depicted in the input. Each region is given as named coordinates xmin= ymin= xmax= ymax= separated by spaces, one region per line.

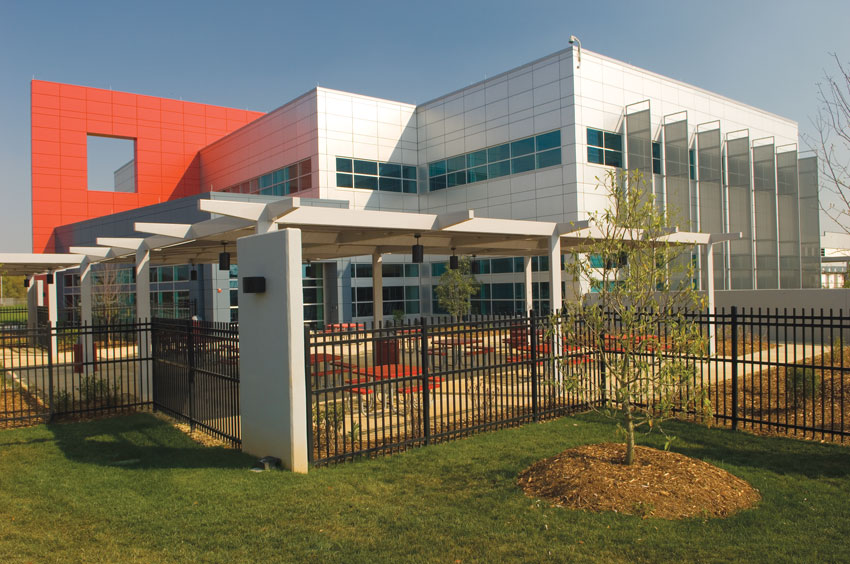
xmin=304 ymin=324 xmax=313 ymax=464
xmin=530 ymin=311 xmax=538 ymax=421
xmin=186 ymin=318 xmax=196 ymax=433
xmin=47 ymin=322 xmax=54 ymax=422
xmin=420 ymin=317 xmax=431 ymax=445
xmin=730 ymin=306 xmax=739 ymax=431
xmin=150 ymin=320 xmax=157 ymax=412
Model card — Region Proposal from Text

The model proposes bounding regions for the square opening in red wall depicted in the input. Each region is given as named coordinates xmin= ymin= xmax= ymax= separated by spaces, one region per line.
xmin=87 ymin=134 xmax=136 ymax=193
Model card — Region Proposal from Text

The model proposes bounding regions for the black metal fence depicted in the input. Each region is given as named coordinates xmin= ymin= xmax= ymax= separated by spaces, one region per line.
xmin=151 ymin=318 xmax=240 ymax=446
xmin=0 ymin=321 xmax=152 ymax=428
xmin=306 ymin=307 xmax=850 ymax=465
xmin=305 ymin=314 xmax=602 ymax=465
xmin=0 ymin=306 xmax=27 ymax=329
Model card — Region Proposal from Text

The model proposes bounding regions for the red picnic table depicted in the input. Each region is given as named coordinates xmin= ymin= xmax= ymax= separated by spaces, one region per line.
xmin=347 ymin=363 xmax=442 ymax=411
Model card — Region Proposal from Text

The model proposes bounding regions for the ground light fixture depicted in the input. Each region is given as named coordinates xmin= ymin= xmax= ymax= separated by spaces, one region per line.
xmin=449 ymin=248 xmax=459 ymax=270
xmin=412 ymin=234 xmax=424 ymax=264
xmin=219 ymin=242 xmax=230 ymax=271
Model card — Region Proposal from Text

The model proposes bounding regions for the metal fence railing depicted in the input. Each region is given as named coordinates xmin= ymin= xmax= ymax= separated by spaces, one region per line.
xmin=0 ymin=322 xmax=152 ymax=427
xmin=0 ymin=306 xmax=27 ymax=329
xmin=305 ymin=314 xmax=599 ymax=465
xmin=306 ymin=308 xmax=850 ymax=465
xmin=151 ymin=318 xmax=240 ymax=446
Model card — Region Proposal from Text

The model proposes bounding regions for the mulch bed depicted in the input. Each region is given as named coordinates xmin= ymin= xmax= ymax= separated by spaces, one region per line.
xmin=518 ymin=443 xmax=760 ymax=520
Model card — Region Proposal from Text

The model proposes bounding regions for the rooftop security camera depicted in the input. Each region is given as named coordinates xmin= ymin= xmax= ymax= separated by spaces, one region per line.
xmin=569 ymin=35 xmax=581 ymax=68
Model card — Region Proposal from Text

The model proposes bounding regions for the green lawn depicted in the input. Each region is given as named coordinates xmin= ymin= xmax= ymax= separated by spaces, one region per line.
xmin=1 ymin=413 xmax=849 ymax=564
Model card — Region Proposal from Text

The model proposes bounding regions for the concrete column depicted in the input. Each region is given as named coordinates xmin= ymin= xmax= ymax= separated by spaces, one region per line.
xmin=372 ymin=251 xmax=383 ymax=325
xmin=237 ymin=228 xmax=308 ymax=473
xmin=26 ymin=278 xmax=37 ymax=331
xmin=135 ymin=248 xmax=151 ymax=321
xmin=79 ymin=259 xmax=94 ymax=365
xmin=524 ymin=256 xmax=533 ymax=313
xmin=548 ymin=233 xmax=563 ymax=314
xmin=706 ymin=244 xmax=716 ymax=356
xmin=47 ymin=271 xmax=58 ymax=359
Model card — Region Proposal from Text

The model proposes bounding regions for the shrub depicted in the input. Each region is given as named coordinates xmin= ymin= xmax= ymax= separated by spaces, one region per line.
xmin=785 ymin=367 xmax=820 ymax=406
xmin=78 ymin=375 xmax=113 ymax=404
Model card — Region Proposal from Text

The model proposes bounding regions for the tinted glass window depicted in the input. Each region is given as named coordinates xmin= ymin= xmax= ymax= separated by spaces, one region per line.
xmin=466 ymin=150 xmax=487 ymax=168
xmin=536 ymin=130 xmax=561 ymax=151
xmin=488 ymin=144 xmax=510 ymax=162
xmin=379 ymin=177 xmax=402 ymax=192
xmin=511 ymin=154 xmax=535 ymax=174
xmin=379 ymin=163 xmax=401 ymax=177
xmin=353 ymin=160 xmax=378 ymax=175
xmin=429 ymin=160 xmax=446 ymax=176
xmin=354 ymin=175 xmax=378 ymax=190
xmin=536 ymin=148 xmax=561 ymax=169
xmin=511 ymin=137 xmax=535 ymax=157
xmin=336 ymin=173 xmax=353 ymax=188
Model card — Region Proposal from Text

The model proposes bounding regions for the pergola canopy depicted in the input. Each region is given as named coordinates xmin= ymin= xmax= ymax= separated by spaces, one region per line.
xmin=0 ymin=196 xmax=734 ymax=275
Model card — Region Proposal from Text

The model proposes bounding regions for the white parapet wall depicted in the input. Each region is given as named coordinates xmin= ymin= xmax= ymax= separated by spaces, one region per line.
xmin=237 ymin=228 xmax=309 ymax=473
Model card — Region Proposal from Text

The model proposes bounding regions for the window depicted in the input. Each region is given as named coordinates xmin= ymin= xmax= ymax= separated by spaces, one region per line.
xmin=652 ymin=141 xmax=662 ymax=175
xmin=586 ymin=128 xmax=623 ymax=168
xmin=222 ymin=157 xmax=312 ymax=196
xmin=336 ymin=157 xmax=417 ymax=193
xmin=428 ymin=130 xmax=561 ymax=191
xmin=87 ymin=135 xmax=136 ymax=192
xmin=351 ymin=284 xmax=420 ymax=317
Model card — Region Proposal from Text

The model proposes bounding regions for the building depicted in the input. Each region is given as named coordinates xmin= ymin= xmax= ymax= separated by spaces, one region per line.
xmin=28 ymin=45 xmax=821 ymax=325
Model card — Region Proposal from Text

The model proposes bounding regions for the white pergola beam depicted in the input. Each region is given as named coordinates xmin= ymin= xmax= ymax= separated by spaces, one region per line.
xmin=134 ymin=222 xmax=193 ymax=238
xmin=96 ymin=237 xmax=146 ymax=251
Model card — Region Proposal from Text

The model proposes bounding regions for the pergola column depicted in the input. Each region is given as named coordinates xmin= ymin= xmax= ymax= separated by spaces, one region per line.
xmin=47 ymin=270 xmax=59 ymax=359
xmin=79 ymin=258 xmax=94 ymax=365
xmin=237 ymin=227 xmax=308 ymax=473
xmin=26 ymin=277 xmax=37 ymax=331
xmin=523 ymin=256 xmax=533 ymax=313
xmin=372 ymin=251 xmax=383 ymax=325
xmin=135 ymin=247 xmax=151 ymax=321
xmin=548 ymin=233 xmax=563 ymax=314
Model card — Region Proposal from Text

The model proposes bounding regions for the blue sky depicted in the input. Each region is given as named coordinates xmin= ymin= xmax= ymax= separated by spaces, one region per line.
xmin=0 ymin=0 xmax=848 ymax=252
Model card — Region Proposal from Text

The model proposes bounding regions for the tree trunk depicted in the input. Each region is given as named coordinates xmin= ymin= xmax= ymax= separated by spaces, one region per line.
xmin=624 ymin=401 xmax=636 ymax=465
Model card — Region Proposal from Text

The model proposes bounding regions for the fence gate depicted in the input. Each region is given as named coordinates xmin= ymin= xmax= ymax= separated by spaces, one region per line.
xmin=151 ymin=318 xmax=241 ymax=446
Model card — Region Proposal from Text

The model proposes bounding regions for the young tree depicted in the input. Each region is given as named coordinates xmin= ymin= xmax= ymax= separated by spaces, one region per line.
xmin=807 ymin=53 xmax=850 ymax=233
xmin=558 ymin=170 xmax=708 ymax=465
xmin=435 ymin=257 xmax=480 ymax=318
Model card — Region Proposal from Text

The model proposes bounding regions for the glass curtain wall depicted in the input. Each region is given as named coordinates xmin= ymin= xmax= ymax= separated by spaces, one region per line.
xmin=798 ymin=156 xmax=821 ymax=288
xmin=777 ymin=149 xmax=801 ymax=288
xmin=698 ymin=128 xmax=725 ymax=290
xmin=726 ymin=135 xmax=754 ymax=289
xmin=753 ymin=143 xmax=779 ymax=289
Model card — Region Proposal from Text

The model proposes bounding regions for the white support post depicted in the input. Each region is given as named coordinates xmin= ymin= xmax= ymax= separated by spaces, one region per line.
xmin=706 ymin=243 xmax=716 ymax=356
xmin=47 ymin=271 xmax=58 ymax=360
xmin=135 ymin=248 xmax=152 ymax=403
xmin=372 ymin=252 xmax=383 ymax=325
xmin=548 ymin=233 xmax=563 ymax=314
xmin=135 ymin=248 xmax=151 ymax=322
xmin=237 ymin=228 xmax=308 ymax=473
xmin=26 ymin=278 xmax=37 ymax=330
xmin=80 ymin=258 xmax=94 ymax=364
xmin=524 ymin=256 xmax=533 ymax=313
xmin=548 ymin=233 xmax=564 ymax=383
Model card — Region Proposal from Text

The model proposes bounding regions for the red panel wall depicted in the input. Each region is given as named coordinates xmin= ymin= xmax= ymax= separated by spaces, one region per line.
xmin=31 ymin=80 xmax=265 ymax=252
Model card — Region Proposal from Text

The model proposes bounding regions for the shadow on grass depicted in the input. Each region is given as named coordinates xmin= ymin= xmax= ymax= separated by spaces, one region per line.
xmin=46 ymin=412 xmax=255 ymax=470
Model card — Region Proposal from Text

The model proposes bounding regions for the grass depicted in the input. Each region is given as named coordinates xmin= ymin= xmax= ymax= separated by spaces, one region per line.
xmin=1 ymin=414 xmax=849 ymax=563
